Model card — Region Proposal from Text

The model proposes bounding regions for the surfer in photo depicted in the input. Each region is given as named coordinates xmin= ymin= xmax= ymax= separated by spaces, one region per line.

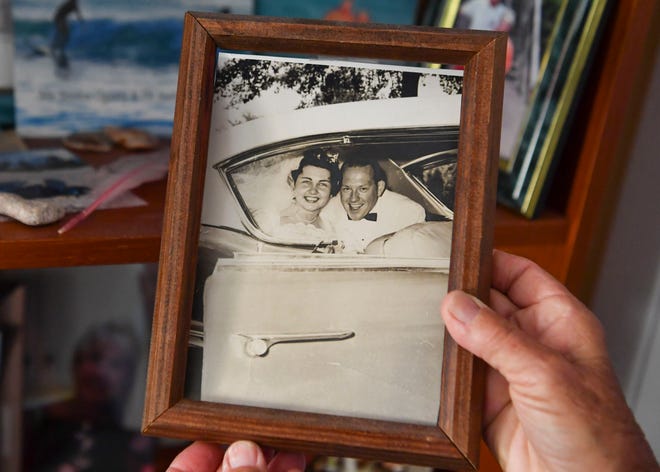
xmin=51 ymin=0 xmax=83 ymax=68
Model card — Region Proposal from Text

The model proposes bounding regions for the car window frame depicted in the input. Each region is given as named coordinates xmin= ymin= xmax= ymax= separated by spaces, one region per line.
xmin=213 ymin=126 xmax=459 ymax=247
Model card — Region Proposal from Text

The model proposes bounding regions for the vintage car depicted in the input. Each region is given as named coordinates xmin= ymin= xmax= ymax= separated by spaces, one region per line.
xmin=192 ymin=96 xmax=461 ymax=426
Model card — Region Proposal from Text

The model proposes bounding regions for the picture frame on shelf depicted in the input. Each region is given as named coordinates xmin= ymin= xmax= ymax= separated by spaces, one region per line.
xmin=437 ymin=0 xmax=610 ymax=218
xmin=142 ymin=13 xmax=505 ymax=470
xmin=10 ymin=0 xmax=255 ymax=137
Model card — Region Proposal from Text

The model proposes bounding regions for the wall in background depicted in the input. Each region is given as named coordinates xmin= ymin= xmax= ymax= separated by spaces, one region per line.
xmin=590 ymin=46 xmax=660 ymax=456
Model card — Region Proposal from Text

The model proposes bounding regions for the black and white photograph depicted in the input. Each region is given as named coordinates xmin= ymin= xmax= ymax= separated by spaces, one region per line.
xmin=193 ymin=52 xmax=463 ymax=425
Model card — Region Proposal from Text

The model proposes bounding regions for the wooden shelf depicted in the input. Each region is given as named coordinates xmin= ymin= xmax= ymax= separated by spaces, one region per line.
xmin=0 ymin=131 xmax=579 ymax=270
xmin=0 ymin=168 xmax=569 ymax=269
xmin=494 ymin=205 xmax=568 ymax=246
xmin=0 ymin=139 xmax=167 ymax=269
xmin=0 ymin=3 xmax=653 ymax=284
xmin=0 ymin=178 xmax=164 ymax=269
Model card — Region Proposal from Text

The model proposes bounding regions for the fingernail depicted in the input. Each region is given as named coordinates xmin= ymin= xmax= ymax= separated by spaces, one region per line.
xmin=449 ymin=292 xmax=486 ymax=324
xmin=222 ymin=441 xmax=262 ymax=472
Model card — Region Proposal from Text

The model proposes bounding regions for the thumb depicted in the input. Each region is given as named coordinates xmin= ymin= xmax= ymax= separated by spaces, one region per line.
xmin=441 ymin=290 xmax=549 ymax=382
xmin=221 ymin=441 xmax=268 ymax=472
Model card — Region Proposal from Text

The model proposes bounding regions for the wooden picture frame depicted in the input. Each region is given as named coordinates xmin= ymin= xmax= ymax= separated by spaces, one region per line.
xmin=143 ymin=12 xmax=505 ymax=470
xmin=437 ymin=0 xmax=611 ymax=218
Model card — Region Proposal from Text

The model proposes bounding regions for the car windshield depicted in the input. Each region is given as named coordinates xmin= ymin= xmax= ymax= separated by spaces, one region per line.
xmin=215 ymin=127 xmax=458 ymax=247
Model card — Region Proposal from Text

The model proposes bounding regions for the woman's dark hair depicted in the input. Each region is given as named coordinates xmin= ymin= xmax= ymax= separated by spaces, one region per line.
xmin=290 ymin=147 xmax=341 ymax=195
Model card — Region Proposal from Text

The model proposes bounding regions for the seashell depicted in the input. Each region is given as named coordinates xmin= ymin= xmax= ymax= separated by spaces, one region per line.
xmin=62 ymin=131 xmax=114 ymax=153
xmin=103 ymin=126 xmax=159 ymax=151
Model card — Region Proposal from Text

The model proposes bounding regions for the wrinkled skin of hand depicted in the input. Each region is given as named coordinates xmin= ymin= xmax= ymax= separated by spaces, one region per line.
xmin=441 ymin=250 xmax=658 ymax=472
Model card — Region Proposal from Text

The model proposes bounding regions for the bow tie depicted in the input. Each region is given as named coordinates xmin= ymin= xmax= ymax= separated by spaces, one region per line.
xmin=346 ymin=213 xmax=377 ymax=221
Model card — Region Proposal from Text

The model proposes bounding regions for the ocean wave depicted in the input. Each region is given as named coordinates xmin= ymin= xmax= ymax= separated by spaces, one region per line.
xmin=14 ymin=17 xmax=184 ymax=68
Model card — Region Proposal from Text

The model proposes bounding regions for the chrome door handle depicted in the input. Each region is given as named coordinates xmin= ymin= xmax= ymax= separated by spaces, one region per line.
xmin=238 ymin=331 xmax=355 ymax=357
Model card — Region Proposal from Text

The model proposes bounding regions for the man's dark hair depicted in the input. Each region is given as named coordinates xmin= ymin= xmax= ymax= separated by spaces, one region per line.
xmin=340 ymin=155 xmax=387 ymax=187
xmin=290 ymin=147 xmax=341 ymax=195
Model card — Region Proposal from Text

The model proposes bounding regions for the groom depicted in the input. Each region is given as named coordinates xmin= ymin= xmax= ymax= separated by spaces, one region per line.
xmin=322 ymin=155 xmax=425 ymax=252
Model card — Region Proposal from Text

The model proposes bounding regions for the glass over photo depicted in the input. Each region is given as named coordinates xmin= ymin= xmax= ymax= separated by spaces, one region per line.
xmin=191 ymin=53 xmax=463 ymax=425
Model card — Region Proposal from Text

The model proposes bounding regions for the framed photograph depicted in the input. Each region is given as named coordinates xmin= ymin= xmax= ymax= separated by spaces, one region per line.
xmin=438 ymin=0 xmax=610 ymax=217
xmin=143 ymin=13 xmax=505 ymax=469
xmin=10 ymin=0 xmax=255 ymax=137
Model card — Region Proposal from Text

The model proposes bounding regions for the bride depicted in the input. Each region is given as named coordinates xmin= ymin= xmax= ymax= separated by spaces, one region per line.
xmin=279 ymin=147 xmax=340 ymax=232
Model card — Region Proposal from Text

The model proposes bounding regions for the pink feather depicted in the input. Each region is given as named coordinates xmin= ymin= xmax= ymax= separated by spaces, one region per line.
xmin=57 ymin=151 xmax=169 ymax=234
